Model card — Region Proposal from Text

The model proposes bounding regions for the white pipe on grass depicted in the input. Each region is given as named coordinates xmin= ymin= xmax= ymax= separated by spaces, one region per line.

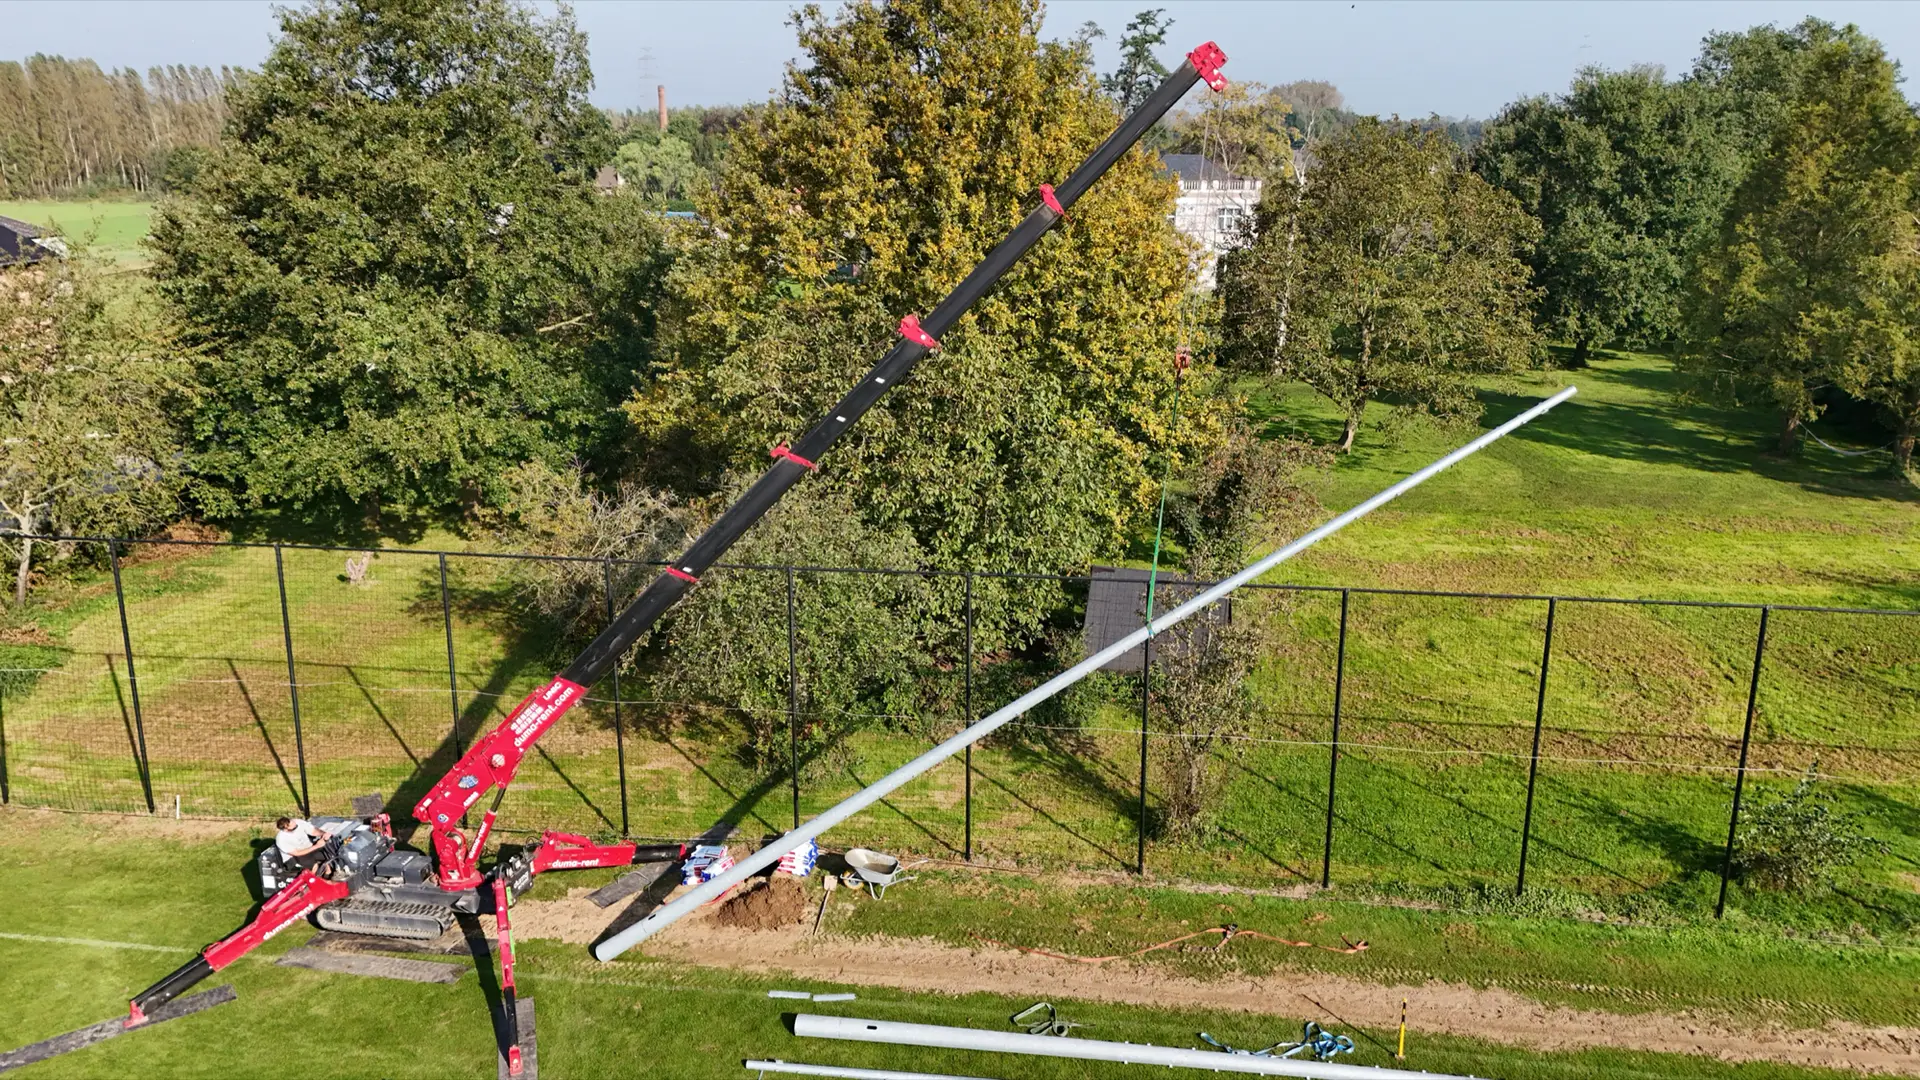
xmin=790 ymin=1015 xmax=1479 ymax=1079
xmin=595 ymin=387 xmax=1577 ymax=961
xmin=745 ymin=1061 xmax=993 ymax=1080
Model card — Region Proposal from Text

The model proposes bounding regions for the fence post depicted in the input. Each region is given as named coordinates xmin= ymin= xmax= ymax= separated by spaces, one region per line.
xmin=962 ymin=571 xmax=974 ymax=862
xmin=1321 ymin=589 xmax=1349 ymax=889
xmin=1516 ymin=597 xmax=1557 ymax=895
xmin=439 ymin=555 xmax=462 ymax=758
xmin=788 ymin=567 xmax=801 ymax=832
xmin=0 ymin=685 xmax=9 ymax=804
xmin=108 ymin=540 xmax=156 ymax=813
xmin=274 ymin=545 xmax=311 ymax=817
xmin=1717 ymin=605 xmax=1770 ymax=918
xmin=605 ymin=559 xmax=630 ymax=837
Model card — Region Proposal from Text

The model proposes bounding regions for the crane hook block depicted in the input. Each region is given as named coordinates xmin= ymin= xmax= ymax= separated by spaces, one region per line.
xmin=1188 ymin=42 xmax=1229 ymax=92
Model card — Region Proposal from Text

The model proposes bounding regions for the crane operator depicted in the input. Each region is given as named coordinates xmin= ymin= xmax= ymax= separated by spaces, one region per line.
xmin=274 ymin=816 xmax=333 ymax=872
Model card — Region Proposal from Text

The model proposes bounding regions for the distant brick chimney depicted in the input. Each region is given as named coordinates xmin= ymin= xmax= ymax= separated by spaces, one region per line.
xmin=657 ymin=85 xmax=667 ymax=132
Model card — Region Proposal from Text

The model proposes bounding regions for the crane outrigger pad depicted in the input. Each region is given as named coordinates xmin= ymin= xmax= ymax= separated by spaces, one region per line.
xmin=586 ymin=861 xmax=675 ymax=909
xmin=0 ymin=985 xmax=236 ymax=1074
xmin=496 ymin=998 xmax=537 ymax=1080
xmin=276 ymin=946 xmax=467 ymax=984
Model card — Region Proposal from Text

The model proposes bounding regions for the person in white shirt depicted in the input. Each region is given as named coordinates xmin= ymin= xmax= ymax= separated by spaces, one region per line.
xmin=274 ymin=816 xmax=330 ymax=872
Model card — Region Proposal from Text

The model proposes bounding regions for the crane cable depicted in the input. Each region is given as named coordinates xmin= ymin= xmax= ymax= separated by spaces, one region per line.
xmin=1141 ymin=81 xmax=1255 ymax=637
xmin=1141 ymin=346 xmax=1190 ymax=636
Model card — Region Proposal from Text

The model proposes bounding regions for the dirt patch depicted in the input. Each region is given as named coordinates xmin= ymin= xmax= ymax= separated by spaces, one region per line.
xmin=1 ymin=805 xmax=254 ymax=842
xmin=506 ymin=888 xmax=1920 ymax=1075
xmin=715 ymin=875 xmax=810 ymax=931
xmin=0 ymin=622 xmax=56 ymax=646
xmin=124 ymin=521 xmax=228 ymax=562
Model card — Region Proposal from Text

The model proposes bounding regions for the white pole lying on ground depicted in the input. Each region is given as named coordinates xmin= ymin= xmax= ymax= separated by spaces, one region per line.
xmin=744 ymin=1061 xmax=992 ymax=1080
xmin=789 ymin=1015 xmax=1480 ymax=1079
xmin=594 ymin=387 xmax=1577 ymax=961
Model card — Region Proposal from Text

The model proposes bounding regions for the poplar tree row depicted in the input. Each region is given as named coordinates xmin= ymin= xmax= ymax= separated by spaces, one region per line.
xmin=0 ymin=56 xmax=243 ymax=197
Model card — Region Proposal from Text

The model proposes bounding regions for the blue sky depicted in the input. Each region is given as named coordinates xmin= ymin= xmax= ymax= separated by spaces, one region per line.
xmin=6 ymin=1 xmax=1916 ymax=117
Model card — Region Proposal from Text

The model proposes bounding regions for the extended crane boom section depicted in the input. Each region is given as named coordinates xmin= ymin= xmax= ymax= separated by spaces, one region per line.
xmin=414 ymin=675 xmax=588 ymax=888
xmin=412 ymin=42 xmax=1230 ymax=891
xmin=128 ymin=870 xmax=351 ymax=1024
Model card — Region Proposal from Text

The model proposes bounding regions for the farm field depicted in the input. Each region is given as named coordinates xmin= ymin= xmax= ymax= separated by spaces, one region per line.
xmin=2 ymin=354 xmax=1917 ymax=944
xmin=0 ymin=198 xmax=153 ymax=264
xmin=0 ymin=808 xmax=1900 ymax=1079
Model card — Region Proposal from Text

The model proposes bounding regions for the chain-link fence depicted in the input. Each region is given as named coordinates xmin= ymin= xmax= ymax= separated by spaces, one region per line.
xmin=3 ymin=536 xmax=1916 ymax=932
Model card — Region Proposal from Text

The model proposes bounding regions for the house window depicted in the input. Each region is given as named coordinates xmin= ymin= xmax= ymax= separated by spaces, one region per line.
xmin=1215 ymin=206 xmax=1247 ymax=236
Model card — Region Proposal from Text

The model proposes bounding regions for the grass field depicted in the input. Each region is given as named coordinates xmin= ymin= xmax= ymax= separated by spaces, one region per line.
xmin=0 ymin=198 xmax=153 ymax=264
xmin=2 ymin=353 xmax=1917 ymax=948
xmin=0 ymin=808 xmax=1890 ymax=1079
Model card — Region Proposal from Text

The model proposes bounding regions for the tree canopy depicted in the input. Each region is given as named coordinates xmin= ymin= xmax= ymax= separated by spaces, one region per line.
xmin=1220 ymin=119 xmax=1541 ymax=450
xmin=1474 ymin=65 xmax=1740 ymax=364
xmin=1 ymin=256 xmax=187 ymax=603
xmin=608 ymin=105 xmax=746 ymax=207
xmin=1684 ymin=21 xmax=1920 ymax=457
xmin=148 ymin=0 xmax=667 ymax=526
xmin=1101 ymin=9 xmax=1175 ymax=112
xmin=0 ymin=56 xmax=240 ymax=197
xmin=629 ymin=0 xmax=1223 ymax=653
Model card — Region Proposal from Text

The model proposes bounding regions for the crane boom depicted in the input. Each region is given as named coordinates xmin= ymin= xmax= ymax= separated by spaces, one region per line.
xmin=412 ymin=42 xmax=1231 ymax=889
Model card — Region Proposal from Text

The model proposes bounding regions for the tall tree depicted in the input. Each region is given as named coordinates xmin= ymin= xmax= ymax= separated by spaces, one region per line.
xmin=1475 ymin=66 xmax=1740 ymax=364
xmin=0 ymin=256 xmax=188 ymax=604
xmin=1833 ymin=236 xmax=1920 ymax=471
xmin=1684 ymin=22 xmax=1920 ymax=454
xmin=630 ymin=0 xmax=1224 ymax=656
xmin=1220 ymin=120 xmax=1541 ymax=450
xmin=1172 ymin=81 xmax=1294 ymax=183
xmin=1151 ymin=422 xmax=1320 ymax=837
xmin=1688 ymin=19 xmax=1825 ymax=163
xmin=150 ymin=0 xmax=668 ymax=525
xmin=1101 ymin=8 xmax=1173 ymax=112
xmin=0 ymin=56 xmax=239 ymax=197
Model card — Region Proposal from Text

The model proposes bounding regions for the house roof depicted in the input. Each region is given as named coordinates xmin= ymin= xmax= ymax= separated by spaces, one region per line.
xmin=0 ymin=215 xmax=47 ymax=239
xmin=0 ymin=214 xmax=59 ymax=267
xmin=1158 ymin=153 xmax=1249 ymax=185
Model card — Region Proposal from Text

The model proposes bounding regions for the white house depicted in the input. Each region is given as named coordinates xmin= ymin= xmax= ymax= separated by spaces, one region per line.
xmin=1160 ymin=153 xmax=1261 ymax=288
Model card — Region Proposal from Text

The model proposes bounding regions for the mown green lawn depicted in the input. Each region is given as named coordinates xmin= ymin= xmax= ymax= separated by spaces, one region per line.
xmin=0 ymin=198 xmax=153 ymax=264
xmin=1258 ymin=356 xmax=1919 ymax=607
xmin=0 ymin=808 xmax=1881 ymax=1080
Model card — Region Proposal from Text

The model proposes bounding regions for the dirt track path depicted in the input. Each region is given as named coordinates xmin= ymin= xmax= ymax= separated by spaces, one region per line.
xmin=512 ymin=889 xmax=1920 ymax=1076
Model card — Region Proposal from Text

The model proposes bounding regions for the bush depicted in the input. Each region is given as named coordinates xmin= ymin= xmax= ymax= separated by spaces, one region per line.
xmin=1734 ymin=765 xmax=1879 ymax=895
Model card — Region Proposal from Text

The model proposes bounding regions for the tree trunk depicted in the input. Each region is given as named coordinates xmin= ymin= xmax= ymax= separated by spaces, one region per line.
xmin=1897 ymin=415 xmax=1916 ymax=473
xmin=1271 ymin=175 xmax=1304 ymax=367
xmin=1570 ymin=336 xmax=1591 ymax=369
xmin=13 ymin=536 xmax=31 ymax=606
xmin=1338 ymin=407 xmax=1363 ymax=453
xmin=1778 ymin=411 xmax=1802 ymax=455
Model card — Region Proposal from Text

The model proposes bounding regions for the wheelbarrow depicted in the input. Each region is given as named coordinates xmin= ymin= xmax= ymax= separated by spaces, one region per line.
xmin=840 ymin=848 xmax=919 ymax=900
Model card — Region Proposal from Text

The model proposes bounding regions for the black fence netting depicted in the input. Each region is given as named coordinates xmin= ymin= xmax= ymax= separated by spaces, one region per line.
xmin=4 ymin=535 xmax=1918 ymax=933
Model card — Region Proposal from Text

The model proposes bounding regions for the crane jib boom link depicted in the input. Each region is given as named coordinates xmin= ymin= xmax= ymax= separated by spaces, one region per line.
xmin=412 ymin=42 xmax=1231 ymax=890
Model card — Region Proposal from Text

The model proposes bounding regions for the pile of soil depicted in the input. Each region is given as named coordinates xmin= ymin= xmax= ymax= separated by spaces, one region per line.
xmin=715 ymin=874 xmax=811 ymax=931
